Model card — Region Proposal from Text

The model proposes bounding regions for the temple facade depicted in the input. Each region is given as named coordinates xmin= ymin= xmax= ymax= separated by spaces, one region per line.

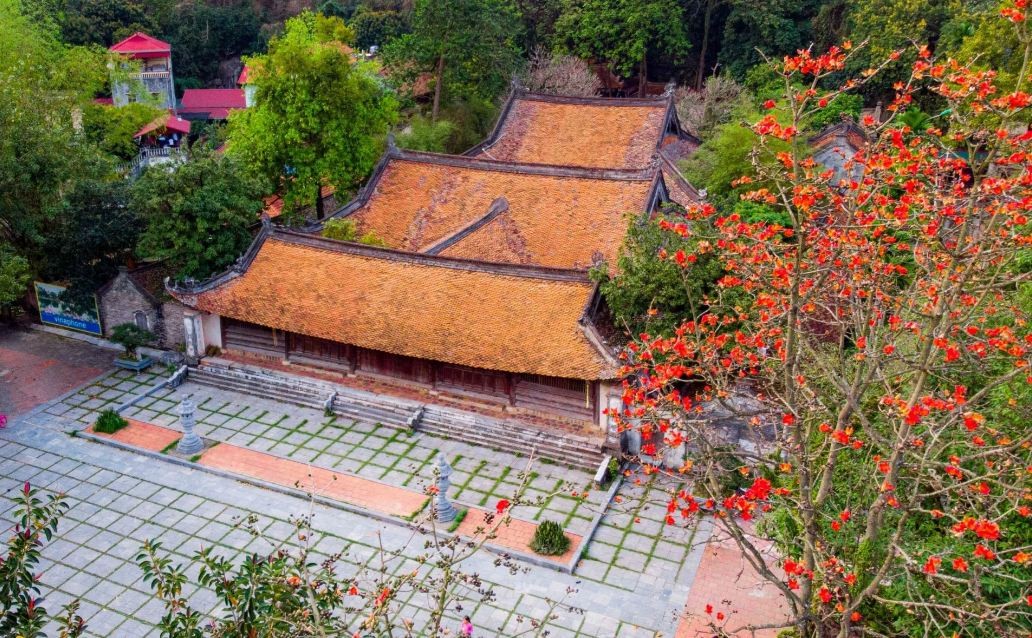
xmin=169 ymin=88 xmax=700 ymax=448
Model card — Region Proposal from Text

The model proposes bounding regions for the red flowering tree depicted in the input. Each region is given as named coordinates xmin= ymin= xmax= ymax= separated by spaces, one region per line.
xmin=614 ymin=3 xmax=1032 ymax=636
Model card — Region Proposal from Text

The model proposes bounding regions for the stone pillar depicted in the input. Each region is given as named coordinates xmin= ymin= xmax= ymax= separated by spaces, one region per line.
xmin=176 ymin=396 xmax=204 ymax=455
xmin=435 ymin=454 xmax=457 ymax=523
xmin=183 ymin=311 xmax=205 ymax=360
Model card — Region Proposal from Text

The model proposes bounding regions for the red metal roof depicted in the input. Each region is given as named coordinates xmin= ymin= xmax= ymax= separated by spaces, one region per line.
xmin=237 ymin=66 xmax=250 ymax=85
xmin=178 ymin=89 xmax=246 ymax=120
xmin=134 ymin=112 xmax=191 ymax=138
xmin=109 ymin=32 xmax=171 ymax=59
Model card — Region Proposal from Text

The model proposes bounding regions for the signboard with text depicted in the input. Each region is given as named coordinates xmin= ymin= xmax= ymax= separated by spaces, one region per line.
xmin=33 ymin=282 xmax=103 ymax=336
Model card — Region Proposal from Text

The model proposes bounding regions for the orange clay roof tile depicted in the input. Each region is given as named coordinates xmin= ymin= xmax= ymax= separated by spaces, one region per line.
xmin=345 ymin=153 xmax=656 ymax=269
xmin=174 ymin=233 xmax=616 ymax=380
xmin=475 ymin=95 xmax=668 ymax=169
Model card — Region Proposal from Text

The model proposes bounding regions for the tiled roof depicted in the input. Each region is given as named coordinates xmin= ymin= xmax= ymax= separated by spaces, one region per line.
xmin=134 ymin=112 xmax=191 ymax=137
xmin=469 ymin=93 xmax=672 ymax=169
xmin=339 ymin=150 xmax=657 ymax=270
xmin=109 ymin=32 xmax=171 ymax=57
xmin=170 ymin=231 xmax=616 ymax=379
xmin=179 ymin=89 xmax=246 ymax=119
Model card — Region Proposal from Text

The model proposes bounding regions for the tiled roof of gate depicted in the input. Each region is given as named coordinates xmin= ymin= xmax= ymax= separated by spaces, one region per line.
xmin=173 ymin=232 xmax=616 ymax=380
xmin=343 ymin=152 xmax=655 ymax=270
xmin=472 ymin=94 xmax=670 ymax=169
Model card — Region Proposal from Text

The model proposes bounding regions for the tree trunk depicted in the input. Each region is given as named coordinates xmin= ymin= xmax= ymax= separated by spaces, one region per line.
xmin=696 ymin=0 xmax=718 ymax=90
xmin=431 ymin=53 xmax=445 ymax=123
xmin=315 ymin=184 xmax=324 ymax=220
xmin=638 ymin=55 xmax=647 ymax=97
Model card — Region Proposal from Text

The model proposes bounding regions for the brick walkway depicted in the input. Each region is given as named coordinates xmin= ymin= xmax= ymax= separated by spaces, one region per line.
xmin=199 ymin=443 xmax=428 ymax=517
xmin=676 ymin=524 xmax=790 ymax=637
xmin=0 ymin=328 xmax=109 ymax=416
xmin=456 ymin=507 xmax=582 ymax=565
xmin=89 ymin=419 xmax=181 ymax=452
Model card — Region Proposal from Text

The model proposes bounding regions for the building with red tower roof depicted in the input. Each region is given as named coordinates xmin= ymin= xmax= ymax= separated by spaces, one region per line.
xmin=109 ymin=32 xmax=176 ymax=109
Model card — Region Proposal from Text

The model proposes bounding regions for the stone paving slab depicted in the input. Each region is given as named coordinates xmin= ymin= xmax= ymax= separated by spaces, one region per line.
xmin=2 ymin=420 xmax=695 ymax=637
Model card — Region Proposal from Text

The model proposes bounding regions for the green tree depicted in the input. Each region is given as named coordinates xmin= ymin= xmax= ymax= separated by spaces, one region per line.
xmin=554 ymin=0 xmax=689 ymax=95
xmin=57 ymin=0 xmax=172 ymax=47
xmin=227 ymin=12 xmax=397 ymax=218
xmin=845 ymin=0 xmax=962 ymax=98
xmin=164 ymin=1 xmax=261 ymax=88
xmin=132 ymin=149 xmax=266 ymax=280
xmin=595 ymin=209 xmax=723 ymax=337
xmin=0 ymin=484 xmax=85 ymax=637
xmin=350 ymin=6 xmax=410 ymax=51
xmin=680 ymin=102 xmax=792 ymax=211
xmin=805 ymin=92 xmax=863 ymax=130
xmin=718 ymin=0 xmax=821 ymax=80
xmin=0 ymin=0 xmax=107 ymax=263
xmin=382 ymin=0 xmax=523 ymax=122
xmin=42 ymin=179 xmax=140 ymax=310
xmin=81 ymin=102 xmax=162 ymax=161
xmin=0 ymin=246 xmax=31 ymax=317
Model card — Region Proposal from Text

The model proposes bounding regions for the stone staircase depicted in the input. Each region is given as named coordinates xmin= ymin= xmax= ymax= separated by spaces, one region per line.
xmin=188 ymin=362 xmax=331 ymax=410
xmin=186 ymin=360 xmax=606 ymax=471
xmin=417 ymin=405 xmax=605 ymax=472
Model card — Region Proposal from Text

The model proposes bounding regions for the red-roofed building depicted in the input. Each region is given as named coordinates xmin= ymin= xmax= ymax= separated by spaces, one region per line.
xmin=179 ymin=88 xmax=247 ymax=120
xmin=109 ymin=32 xmax=176 ymax=109
xmin=237 ymin=65 xmax=256 ymax=107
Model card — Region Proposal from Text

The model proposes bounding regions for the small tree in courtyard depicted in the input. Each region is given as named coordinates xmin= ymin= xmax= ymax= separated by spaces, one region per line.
xmin=613 ymin=4 xmax=1032 ymax=636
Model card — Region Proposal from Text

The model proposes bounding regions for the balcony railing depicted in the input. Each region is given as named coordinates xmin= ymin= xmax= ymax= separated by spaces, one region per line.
xmin=138 ymin=70 xmax=170 ymax=79
xmin=118 ymin=146 xmax=185 ymax=179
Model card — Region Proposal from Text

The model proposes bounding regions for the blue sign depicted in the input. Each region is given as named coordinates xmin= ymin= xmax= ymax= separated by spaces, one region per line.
xmin=34 ymin=282 xmax=103 ymax=336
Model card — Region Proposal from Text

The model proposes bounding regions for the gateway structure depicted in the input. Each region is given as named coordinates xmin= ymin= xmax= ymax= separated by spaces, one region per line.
xmin=169 ymin=87 xmax=700 ymax=458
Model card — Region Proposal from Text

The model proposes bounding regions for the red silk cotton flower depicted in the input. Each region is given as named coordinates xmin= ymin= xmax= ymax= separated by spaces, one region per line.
xmin=495 ymin=499 xmax=510 ymax=514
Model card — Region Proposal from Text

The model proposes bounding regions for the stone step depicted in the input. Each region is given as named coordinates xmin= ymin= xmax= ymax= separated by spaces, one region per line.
xmin=416 ymin=422 xmax=602 ymax=471
xmin=415 ymin=412 xmax=604 ymax=470
xmin=188 ymin=365 xmax=602 ymax=470
xmin=422 ymin=408 xmax=600 ymax=448
xmin=189 ymin=371 xmax=325 ymax=409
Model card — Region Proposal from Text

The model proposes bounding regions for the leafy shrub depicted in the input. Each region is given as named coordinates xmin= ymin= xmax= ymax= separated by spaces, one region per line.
xmin=529 ymin=520 xmax=570 ymax=556
xmin=322 ymin=218 xmax=387 ymax=246
xmin=323 ymin=218 xmax=360 ymax=241
xmin=110 ymin=323 xmax=155 ymax=361
xmin=94 ymin=409 xmax=128 ymax=434
xmin=396 ymin=116 xmax=455 ymax=153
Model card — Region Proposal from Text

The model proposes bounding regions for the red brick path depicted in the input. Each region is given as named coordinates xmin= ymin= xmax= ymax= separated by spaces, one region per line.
xmin=89 ymin=418 xmax=181 ymax=452
xmin=676 ymin=525 xmax=790 ymax=637
xmin=455 ymin=507 xmax=582 ymax=565
xmin=0 ymin=334 xmax=106 ymax=416
xmin=199 ymin=443 xmax=429 ymax=517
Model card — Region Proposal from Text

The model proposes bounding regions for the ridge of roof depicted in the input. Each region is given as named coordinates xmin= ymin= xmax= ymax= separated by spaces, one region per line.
xmin=323 ymin=143 xmax=661 ymax=223
xmin=393 ymin=148 xmax=659 ymax=181
xmin=421 ymin=197 xmax=510 ymax=255
xmin=110 ymin=32 xmax=171 ymax=53
xmin=168 ymin=225 xmax=595 ymax=298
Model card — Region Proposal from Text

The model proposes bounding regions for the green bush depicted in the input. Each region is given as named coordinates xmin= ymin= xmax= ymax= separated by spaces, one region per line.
xmin=94 ymin=409 xmax=128 ymax=434
xmin=396 ymin=115 xmax=455 ymax=153
xmin=322 ymin=218 xmax=359 ymax=241
xmin=529 ymin=520 xmax=571 ymax=556
xmin=110 ymin=323 xmax=155 ymax=361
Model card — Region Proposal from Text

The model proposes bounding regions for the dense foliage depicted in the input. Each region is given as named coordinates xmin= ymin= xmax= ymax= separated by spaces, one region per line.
xmin=383 ymin=0 xmax=523 ymax=122
xmin=616 ymin=13 xmax=1032 ymax=635
xmin=228 ymin=12 xmax=397 ymax=219
xmin=132 ymin=150 xmax=265 ymax=280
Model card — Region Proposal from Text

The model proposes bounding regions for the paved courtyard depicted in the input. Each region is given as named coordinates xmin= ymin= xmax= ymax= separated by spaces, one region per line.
xmin=0 ymin=327 xmax=111 ymax=417
xmin=2 ymin=337 xmax=725 ymax=637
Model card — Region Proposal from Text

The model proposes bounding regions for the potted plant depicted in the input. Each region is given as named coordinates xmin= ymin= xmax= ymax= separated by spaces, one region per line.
xmin=110 ymin=323 xmax=156 ymax=371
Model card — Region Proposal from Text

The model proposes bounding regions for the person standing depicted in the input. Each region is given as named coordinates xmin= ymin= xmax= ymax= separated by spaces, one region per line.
xmin=460 ymin=616 xmax=473 ymax=637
